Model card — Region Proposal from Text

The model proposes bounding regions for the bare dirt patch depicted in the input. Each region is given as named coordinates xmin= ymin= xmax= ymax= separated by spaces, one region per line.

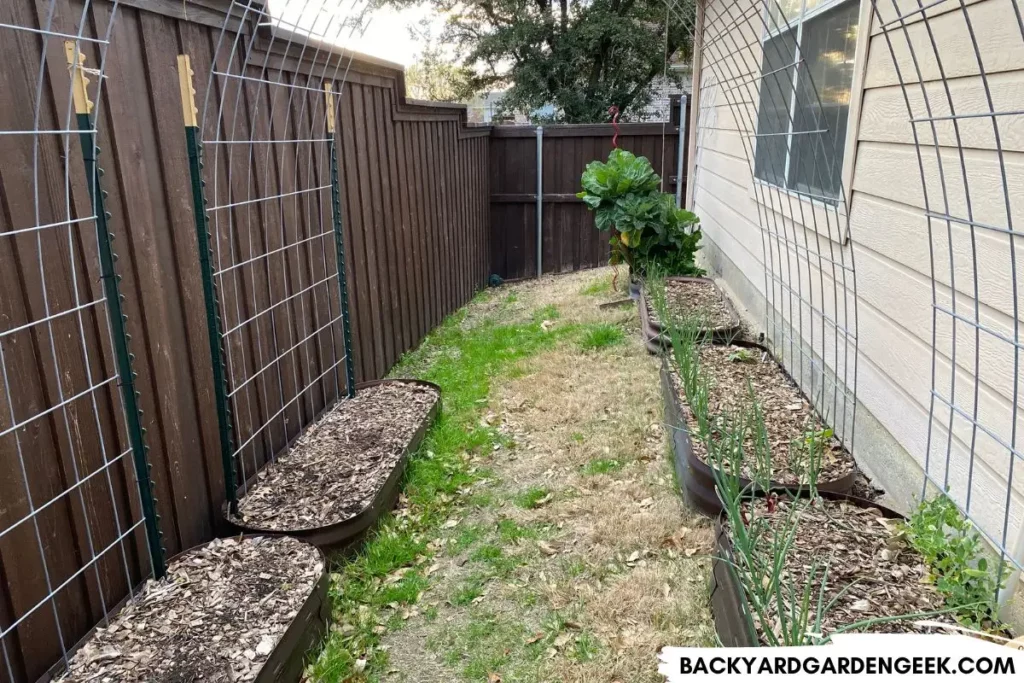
xmin=55 ymin=536 xmax=322 ymax=683
xmin=233 ymin=382 xmax=439 ymax=530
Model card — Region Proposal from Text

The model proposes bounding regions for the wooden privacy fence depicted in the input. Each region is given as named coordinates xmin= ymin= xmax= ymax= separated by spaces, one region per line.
xmin=489 ymin=96 xmax=692 ymax=280
xmin=0 ymin=1 xmax=488 ymax=680
xmin=0 ymin=0 xmax=687 ymax=678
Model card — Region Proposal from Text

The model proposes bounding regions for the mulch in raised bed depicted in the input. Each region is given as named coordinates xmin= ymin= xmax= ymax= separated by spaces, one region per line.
xmin=55 ymin=536 xmax=323 ymax=682
xmin=668 ymin=344 xmax=855 ymax=486
xmin=725 ymin=496 xmax=949 ymax=641
xmin=232 ymin=382 xmax=439 ymax=531
xmin=647 ymin=279 xmax=736 ymax=331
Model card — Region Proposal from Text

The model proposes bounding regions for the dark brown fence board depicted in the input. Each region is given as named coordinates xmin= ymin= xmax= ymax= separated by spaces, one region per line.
xmin=1 ymin=2 xmax=491 ymax=680
xmin=487 ymin=110 xmax=691 ymax=280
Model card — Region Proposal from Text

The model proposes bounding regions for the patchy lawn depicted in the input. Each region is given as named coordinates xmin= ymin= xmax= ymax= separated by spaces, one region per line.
xmin=309 ymin=268 xmax=714 ymax=683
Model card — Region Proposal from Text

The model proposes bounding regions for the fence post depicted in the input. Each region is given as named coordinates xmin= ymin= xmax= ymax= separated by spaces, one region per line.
xmin=177 ymin=55 xmax=238 ymax=514
xmin=65 ymin=42 xmax=166 ymax=577
xmin=676 ymin=94 xmax=688 ymax=209
xmin=324 ymin=82 xmax=357 ymax=399
xmin=536 ymin=125 xmax=543 ymax=278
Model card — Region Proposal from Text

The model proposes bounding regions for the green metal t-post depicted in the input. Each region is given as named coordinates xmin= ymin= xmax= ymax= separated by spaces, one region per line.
xmin=178 ymin=55 xmax=238 ymax=513
xmin=66 ymin=42 xmax=165 ymax=578
xmin=325 ymin=82 xmax=357 ymax=399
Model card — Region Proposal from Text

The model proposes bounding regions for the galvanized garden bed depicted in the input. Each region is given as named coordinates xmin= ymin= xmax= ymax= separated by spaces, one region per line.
xmin=660 ymin=345 xmax=855 ymax=516
xmin=710 ymin=493 xmax=947 ymax=646
xmin=640 ymin=277 xmax=742 ymax=352
xmin=225 ymin=379 xmax=441 ymax=552
xmin=47 ymin=536 xmax=328 ymax=683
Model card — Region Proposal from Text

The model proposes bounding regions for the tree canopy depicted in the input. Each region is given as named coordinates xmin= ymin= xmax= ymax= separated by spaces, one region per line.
xmin=384 ymin=0 xmax=694 ymax=122
xmin=405 ymin=42 xmax=478 ymax=101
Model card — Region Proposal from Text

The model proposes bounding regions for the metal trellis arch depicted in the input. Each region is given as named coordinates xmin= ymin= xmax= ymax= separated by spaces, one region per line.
xmin=179 ymin=0 xmax=364 ymax=512
xmin=0 ymin=3 xmax=164 ymax=681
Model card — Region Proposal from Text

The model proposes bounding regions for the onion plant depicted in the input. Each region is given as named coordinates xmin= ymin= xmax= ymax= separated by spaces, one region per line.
xmin=649 ymin=276 xmax=969 ymax=645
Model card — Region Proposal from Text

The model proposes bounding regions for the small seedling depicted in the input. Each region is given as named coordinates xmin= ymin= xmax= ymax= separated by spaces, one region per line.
xmin=728 ymin=349 xmax=757 ymax=363
xmin=801 ymin=427 xmax=834 ymax=450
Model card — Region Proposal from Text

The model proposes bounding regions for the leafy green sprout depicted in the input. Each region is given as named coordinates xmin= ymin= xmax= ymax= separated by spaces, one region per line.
xmin=728 ymin=349 xmax=757 ymax=363
xmin=903 ymin=492 xmax=1008 ymax=630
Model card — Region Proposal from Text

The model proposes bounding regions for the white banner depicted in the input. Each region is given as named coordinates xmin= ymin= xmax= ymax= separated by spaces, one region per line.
xmin=660 ymin=633 xmax=1024 ymax=682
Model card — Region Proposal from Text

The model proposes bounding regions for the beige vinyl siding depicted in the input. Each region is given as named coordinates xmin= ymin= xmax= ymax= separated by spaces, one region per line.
xmin=691 ymin=0 xmax=1024 ymax=559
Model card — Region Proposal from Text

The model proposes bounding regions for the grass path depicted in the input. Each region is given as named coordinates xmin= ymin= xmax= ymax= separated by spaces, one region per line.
xmin=310 ymin=269 xmax=713 ymax=683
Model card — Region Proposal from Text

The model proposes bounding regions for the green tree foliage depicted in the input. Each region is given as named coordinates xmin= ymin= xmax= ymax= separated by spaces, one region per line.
xmin=405 ymin=42 xmax=479 ymax=102
xmin=381 ymin=0 xmax=695 ymax=122
xmin=577 ymin=148 xmax=703 ymax=275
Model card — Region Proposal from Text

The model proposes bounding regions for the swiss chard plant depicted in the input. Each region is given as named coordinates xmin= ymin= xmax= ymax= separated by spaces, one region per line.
xmin=577 ymin=149 xmax=703 ymax=277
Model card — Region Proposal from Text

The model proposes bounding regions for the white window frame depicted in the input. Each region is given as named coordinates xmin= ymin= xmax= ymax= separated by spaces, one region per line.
xmin=747 ymin=0 xmax=872 ymax=239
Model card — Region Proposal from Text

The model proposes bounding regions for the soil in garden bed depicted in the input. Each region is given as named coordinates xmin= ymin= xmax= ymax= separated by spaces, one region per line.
xmin=55 ymin=536 xmax=322 ymax=682
xmin=669 ymin=344 xmax=856 ymax=486
xmin=647 ymin=279 xmax=735 ymax=330
xmin=727 ymin=496 xmax=949 ymax=640
xmin=232 ymin=382 xmax=439 ymax=531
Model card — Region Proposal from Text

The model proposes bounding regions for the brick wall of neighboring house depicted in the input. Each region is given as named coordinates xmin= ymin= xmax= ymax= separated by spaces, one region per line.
xmin=638 ymin=67 xmax=693 ymax=122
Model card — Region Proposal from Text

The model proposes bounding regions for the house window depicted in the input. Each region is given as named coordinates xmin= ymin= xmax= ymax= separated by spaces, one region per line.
xmin=752 ymin=0 xmax=859 ymax=203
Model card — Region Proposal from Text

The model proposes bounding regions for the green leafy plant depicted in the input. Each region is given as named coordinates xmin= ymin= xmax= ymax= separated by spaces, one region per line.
xmin=728 ymin=349 xmax=757 ymax=363
xmin=577 ymin=149 xmax=703 ymax=277
xmin=902 ymin=493 xmax=1006 ymax=630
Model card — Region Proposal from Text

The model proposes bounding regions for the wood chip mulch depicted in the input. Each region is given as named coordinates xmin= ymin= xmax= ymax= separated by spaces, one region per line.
xmin=670 ymin=344 xmax=855 ymax=485
xmin=727 ymin=496 xmax=950 ymax=641
xmin=647 ymin=279 xmax=735 ymax=330
xmin=55 ymin=536 xmax=322 ymax=683
xmin=232 ymin=382 xmax=439 ymax=531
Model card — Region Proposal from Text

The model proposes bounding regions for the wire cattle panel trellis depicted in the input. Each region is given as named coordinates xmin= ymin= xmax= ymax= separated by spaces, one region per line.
xmin=865 ymin=0 xmax=1024 ymax=596
xmin=674 ymin=0 xmax=1024 ymax=605
xmin=666 ymin=0 xmax=861 ymax=450
xmin=182 ymin=0 xmax=362 ymax=510
xmin=0 ymin=2 xmax=163 ymax=682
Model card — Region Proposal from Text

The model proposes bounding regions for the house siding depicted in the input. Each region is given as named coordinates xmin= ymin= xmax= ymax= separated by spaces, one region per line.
xmin=691 ymin=0 xmax=1024 ymax=578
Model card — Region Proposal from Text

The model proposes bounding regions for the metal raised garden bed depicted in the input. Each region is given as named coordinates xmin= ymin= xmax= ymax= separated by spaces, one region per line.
xmin=710 ymin=493 xmax=905 ymax=647
xmin=44 ymin=536 xmax=329 ymax=683
xmin=640 ymin=276 xmax=743 ymax=353
xmin=659 ymin=345 xmax=855 ymax=516
xmin=224 ymin=378 xmax=441 ymax=553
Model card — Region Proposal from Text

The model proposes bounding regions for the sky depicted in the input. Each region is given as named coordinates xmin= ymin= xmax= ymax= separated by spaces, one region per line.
xmin=267 ymin=0 xmax=443 ymax=67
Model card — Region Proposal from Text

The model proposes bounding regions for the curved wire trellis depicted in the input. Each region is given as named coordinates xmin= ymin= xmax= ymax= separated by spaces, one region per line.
xmin=669 ymin=0 xmax=1024 ymax=604
xmin=866 ymin=0 xmax=1024 ymax=597
xmin=665 ymin=0 xmax=861 ymax=454
xmin=188 ymin=0 xmax=371 ymax=508
xmin=0 ymin=1 xmax=162 ymax=680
